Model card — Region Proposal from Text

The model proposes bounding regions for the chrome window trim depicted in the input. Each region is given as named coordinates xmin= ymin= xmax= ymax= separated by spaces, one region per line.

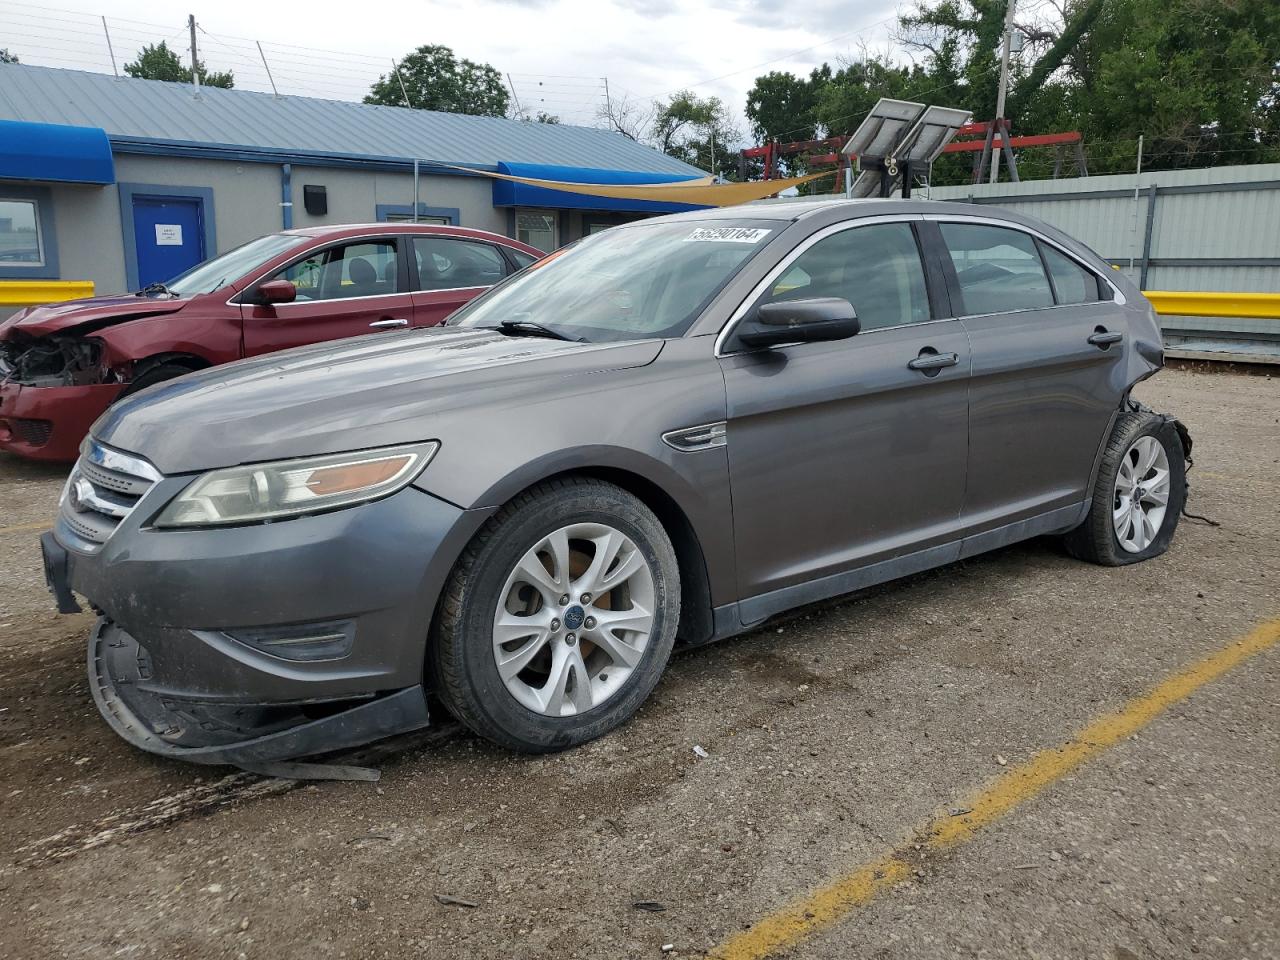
xmin=226 ymin=232 xmax=515 ymax=308
xmin=928 ymin=214 xmax=1128 ymax=309
xmin=714 ymin=214 xmax=927 ymax=358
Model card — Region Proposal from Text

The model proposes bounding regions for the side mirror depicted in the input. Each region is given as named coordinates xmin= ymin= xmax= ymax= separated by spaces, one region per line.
xmin=736 ymin=297 xmax=860 ymax=349
xmin=253 ymin=279 xmax=297 ymax=305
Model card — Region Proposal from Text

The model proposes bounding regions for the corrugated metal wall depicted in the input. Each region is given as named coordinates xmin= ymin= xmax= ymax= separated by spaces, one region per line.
xmin=928 ymin=163 xmax=1280 ymax=359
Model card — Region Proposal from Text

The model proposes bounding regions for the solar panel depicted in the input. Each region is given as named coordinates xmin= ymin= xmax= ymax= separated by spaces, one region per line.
xmin=841 ymin=98 xmax=926 ymax=161
xmin=894 ymin=105 xmax=973 ymax=165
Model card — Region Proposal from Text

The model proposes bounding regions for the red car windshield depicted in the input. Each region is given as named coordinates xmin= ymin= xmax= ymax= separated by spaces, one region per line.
xmin=155 ymin=233 xmax=309 ymax=298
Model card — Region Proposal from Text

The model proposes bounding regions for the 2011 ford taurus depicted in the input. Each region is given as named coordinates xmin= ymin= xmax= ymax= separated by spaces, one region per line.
xmin=41 ymin=198 xmax=1189 ymax=770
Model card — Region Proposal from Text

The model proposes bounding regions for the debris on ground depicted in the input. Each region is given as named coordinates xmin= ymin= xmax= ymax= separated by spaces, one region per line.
xmin=633 ymin=901 xmax=666 ymax=912
xmin=692 ymin=745 xmax=709 ymax=759
xmin=434 ymin=894 xmax=479 ymax=908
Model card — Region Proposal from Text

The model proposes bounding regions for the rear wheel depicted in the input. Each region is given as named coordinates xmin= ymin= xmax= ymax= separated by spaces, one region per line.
xmin=1063 ymin=411 xmax=1186 ymax=565
xmin=431 ymin=477 xmax=680 ymax=752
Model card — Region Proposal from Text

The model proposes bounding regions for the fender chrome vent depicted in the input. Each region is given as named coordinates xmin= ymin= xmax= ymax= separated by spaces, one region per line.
xmin=662 ymin=421 xmax=727 ymax=452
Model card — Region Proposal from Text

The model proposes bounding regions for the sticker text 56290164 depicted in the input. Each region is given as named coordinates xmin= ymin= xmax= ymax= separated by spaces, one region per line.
xmin=683 ymin=227 xmax=772 ymax=244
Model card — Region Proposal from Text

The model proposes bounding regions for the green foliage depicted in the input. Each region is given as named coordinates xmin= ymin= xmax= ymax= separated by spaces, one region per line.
xmin=745 ymin=0 xmax=1279 ymax=183
xmin=0 ymin=48 xmax=18 ymax=64
xmin=533 ymin=111 xmax=560 ymax=124
xmin=652 ymin=90 xmax=741 ymax=174
xmin=124 ymin=41 xmax=233 ymax=88
xmin=366 ymin=45 xmax=508 ymax=117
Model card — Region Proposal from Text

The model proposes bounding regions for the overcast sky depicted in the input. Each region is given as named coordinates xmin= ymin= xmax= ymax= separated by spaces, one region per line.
xmin=2 ymin=0 xmax=905 ymax=137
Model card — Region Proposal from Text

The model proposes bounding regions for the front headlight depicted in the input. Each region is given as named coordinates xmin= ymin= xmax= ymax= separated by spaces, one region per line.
xmin=154 ymin=442 xmax=438 ymax=528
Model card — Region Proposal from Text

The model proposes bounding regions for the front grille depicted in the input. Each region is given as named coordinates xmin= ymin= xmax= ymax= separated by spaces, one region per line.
xmin=10 ymin=418 xmax=53 ymax=447
xmin=59 ymin=440 xmax=163 ymax=550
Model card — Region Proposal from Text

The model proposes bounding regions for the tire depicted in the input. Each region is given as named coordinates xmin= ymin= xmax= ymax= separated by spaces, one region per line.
xmin=121 ymin=362 xmax=196 ymax=397
xmin=1063 ymin=410 xmax=1186 ymax=566
xmin=430 ymin=477 xmax=681 ymax=752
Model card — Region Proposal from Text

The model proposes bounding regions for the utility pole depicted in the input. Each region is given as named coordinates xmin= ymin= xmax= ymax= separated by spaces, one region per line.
xmin=506 ymin=73 xmax=525 ymax=120
xmin=990 ymin=0 xmax=1016 ymax=183
xmin=188 ymin=14 xmax=201 ymax=96
xmin=257 ymin=41 xmax=279 ymax=97
xmin=102 ymin=17 xmax=119 ymax=77
xmin=391 ymin=60 xmax=413 ymax=108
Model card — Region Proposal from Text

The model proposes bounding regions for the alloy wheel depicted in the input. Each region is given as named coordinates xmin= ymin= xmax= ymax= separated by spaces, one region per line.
xmin=1113 ymin=435 xmax=1171 ymax=553
xmin=492 ymin=522 xmax=656 ymax=717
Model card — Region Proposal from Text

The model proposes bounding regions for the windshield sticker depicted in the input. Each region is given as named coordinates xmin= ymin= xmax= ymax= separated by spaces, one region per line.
xmin=683 ymin=227 xmax=772 ymax=244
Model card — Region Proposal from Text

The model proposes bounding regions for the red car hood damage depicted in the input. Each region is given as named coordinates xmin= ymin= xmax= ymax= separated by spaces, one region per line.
xmin=0 ymin=296 xmax=187 ymax=340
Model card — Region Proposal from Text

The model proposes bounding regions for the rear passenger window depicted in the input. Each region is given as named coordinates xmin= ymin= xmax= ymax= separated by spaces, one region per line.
xmin=940 ymin=223 xmax=1054 ymax=315
xmin=1040 ymin=243 xmax=1102 ymax=304
xmin=763 ymin=223 xmax=931 ymax=332
xmin=412 ymin=237 xmax=507 ymax=291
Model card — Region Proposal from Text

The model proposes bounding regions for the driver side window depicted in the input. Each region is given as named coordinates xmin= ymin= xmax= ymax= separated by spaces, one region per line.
xmin=765 ymin=223 xmax=931 ymax=332
xmin=274 ymin=241 xmax=399 ymax=302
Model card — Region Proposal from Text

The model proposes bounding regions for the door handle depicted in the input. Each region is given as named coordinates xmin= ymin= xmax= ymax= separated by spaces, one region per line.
xmin=369 ymin=318 xmax=410 ymax=329
xmin=1087 ymin=328 xmax=1123 ymax=348
xmin=907 ymin=351 xmax=960 ymax=372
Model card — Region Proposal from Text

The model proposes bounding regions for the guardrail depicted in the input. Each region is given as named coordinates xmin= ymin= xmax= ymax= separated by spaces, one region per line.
xmin=1144 ymin=291 xmax=1280 ymax=364
xmin=1144 ymin=291 xmax=1280 ymax=320
xmin=0 ymin=280 xmax=95 ymax=307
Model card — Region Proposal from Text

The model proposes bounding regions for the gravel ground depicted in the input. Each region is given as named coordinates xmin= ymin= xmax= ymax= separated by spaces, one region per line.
xmin=0 ymin=367 xmax=1275 ymax=960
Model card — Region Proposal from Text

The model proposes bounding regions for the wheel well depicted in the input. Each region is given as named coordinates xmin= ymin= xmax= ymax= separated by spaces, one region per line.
xmin=545 ymin=466 xmax=716 ymax=646
xmin=131 ymin=353 xmax=211 ymax=380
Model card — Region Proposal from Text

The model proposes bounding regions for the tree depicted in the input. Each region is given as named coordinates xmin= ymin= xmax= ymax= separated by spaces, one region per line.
xmin=745 ymin=69 xmax=824 ymax=144
xmin=0 ymin=48 xmax=18 ymax=64
xmin=124 ymin=40 xmax=233 ymax=88
xmin=366 ymin=45 xmax=508 ymax=117
xmin=652 ymin=90 xmax=741 ymax=173
xmin=596 ymin=91 xmax=653 ymax=141
xmin=533 ymin=111 xmax=560 ymax=124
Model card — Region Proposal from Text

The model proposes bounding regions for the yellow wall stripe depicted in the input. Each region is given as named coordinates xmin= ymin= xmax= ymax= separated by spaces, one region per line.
xmin=712 ymin=617 xmax=1280 ymax=960
xmin=0 ymin=280 xmax=94 ymax=306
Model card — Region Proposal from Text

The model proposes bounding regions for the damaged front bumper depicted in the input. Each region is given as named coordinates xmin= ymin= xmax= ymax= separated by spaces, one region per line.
xmin=88 ymin=618 xmax=430 ymax=774
xmin=0 ymin=380 xmax=123 ymax=461
xmin=47 ymin=476 xmax=492 ymax=773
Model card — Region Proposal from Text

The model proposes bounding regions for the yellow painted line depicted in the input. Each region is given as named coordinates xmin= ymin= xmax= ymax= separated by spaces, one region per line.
xmin=712 ymin=617 xmax=1280 ymax=960
xmin=0 ymin=521 xmax=51 ymax=536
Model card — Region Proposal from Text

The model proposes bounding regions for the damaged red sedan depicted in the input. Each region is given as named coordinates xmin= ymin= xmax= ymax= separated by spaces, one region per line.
xmin=0 ymin=223 xmax=542 ymax=461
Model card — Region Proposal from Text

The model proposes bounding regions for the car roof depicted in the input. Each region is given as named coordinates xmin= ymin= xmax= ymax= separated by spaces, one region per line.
xmin=281 ymin=222 xmax=531 ymax=246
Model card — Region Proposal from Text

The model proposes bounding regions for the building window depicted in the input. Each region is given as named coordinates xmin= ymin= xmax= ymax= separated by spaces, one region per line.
xmin=0 ymin=198 xmax=44 ymax=267
xmin=517 ymin=211 xmax=558 ymax=252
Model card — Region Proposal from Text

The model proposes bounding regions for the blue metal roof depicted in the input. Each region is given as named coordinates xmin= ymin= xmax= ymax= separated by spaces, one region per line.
xmin=0 ymin=64 xmax=705 ymax=178
xmin=493 ymin=162 xmax=706 ymax=213
xmin=0 ymin=118 xmax=115 ymax=184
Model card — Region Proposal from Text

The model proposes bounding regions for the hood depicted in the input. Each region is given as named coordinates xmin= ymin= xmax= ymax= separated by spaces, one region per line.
xmin=0 ymin=295 xmax=187 ymax=340
xmin=93 ymin=326 xmax=664 ymax=474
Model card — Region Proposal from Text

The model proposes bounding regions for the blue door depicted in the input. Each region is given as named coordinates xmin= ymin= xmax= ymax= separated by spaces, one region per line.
xmin=132 ymin=196 xmax=205 ymax=288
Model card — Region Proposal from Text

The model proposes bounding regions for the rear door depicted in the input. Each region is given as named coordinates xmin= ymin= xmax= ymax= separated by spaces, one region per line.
xmin=719 ymin=218 xmax=971 ymax=618
xmin=409 ymin=235 xmax=511 ymax=327
xmin=932 ymin=219 xmax=1129 ymax=530
xmin=241 ymin=237 xmax=411 ymax=356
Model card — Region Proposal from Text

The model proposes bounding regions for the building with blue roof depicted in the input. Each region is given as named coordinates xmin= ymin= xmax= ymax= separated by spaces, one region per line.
xmin=0 ymin=63 xmax=706 ymax=298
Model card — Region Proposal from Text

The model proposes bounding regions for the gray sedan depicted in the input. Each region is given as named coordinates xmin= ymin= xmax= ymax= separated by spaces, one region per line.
xmin=42 ymin=198 xmax=1187 ymax=766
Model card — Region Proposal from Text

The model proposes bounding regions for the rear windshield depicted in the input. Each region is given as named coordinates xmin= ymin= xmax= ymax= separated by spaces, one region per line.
xmin=447 ymin=219 xmax=778 ymax=343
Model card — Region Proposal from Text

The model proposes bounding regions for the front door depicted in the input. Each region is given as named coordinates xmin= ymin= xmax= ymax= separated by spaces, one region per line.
xmin=132 ymin=196 xmax=205 ymax=288
xmin=933 ymin=220 xmax=1129 ymax=530
xmin=242 ymin=238 xmax=412 ymax=356
xmin=719 ymin=220 xmax=970 ymax=620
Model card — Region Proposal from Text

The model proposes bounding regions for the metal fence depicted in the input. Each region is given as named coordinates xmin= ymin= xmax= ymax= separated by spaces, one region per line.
xmin=927 ymin=162 xmax=1280 ymax=362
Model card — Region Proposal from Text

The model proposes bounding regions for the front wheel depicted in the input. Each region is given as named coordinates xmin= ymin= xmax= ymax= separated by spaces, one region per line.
xmin=1063 ymin=410 xmax=1186 ymax=565
xmin=430 ymin=477 xmax=680 ymax=752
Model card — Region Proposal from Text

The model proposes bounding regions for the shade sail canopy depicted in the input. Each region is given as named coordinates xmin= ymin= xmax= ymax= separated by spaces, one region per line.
xmin=485 ymin=162 xmax=831 ymax=210
xmin=0 ymin=119 xmax=115 ymax=184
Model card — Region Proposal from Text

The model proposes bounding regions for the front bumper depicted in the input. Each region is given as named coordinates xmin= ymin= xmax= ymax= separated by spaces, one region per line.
xmin=55 ymin=481 xmax=492 ymax=765
xmin=0 ymin=380 xmax=123 ymax=461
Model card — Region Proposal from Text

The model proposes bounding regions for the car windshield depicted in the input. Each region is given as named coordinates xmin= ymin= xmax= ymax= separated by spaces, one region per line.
xmin=155 ymin=233 xmax=309 ymax=298
xmin=447 ymin=219 xmax=778 ymax=342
